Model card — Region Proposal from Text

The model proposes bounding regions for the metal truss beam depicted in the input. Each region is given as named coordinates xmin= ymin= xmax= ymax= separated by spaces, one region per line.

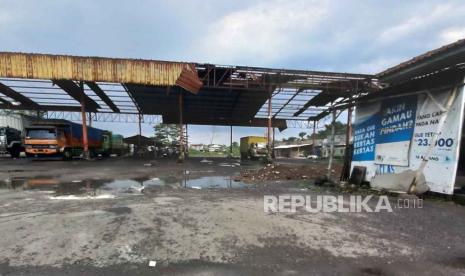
xmin=45 ymin=111 xmax=161 ymax=124
xmin=85 ymin=82 xmax=120 ymax=113
xmin=52 ymin=80 xmax=100 ymax=111
xmin=0 ymin=82 xmax=39 ymax=108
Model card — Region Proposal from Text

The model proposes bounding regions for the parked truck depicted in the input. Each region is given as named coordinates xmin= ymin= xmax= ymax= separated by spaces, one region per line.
xmin=102 ymin=131 xmax=124 ymax=156
xmin=0 ymin=127 xmax=23 ymax=157
xmin=240 ymin=136 xmax=268 ymax=160
xmin=24 ymin=119 xmax=104 ymax=160
xmin=0 ymin=113 xmax=33 ymax=158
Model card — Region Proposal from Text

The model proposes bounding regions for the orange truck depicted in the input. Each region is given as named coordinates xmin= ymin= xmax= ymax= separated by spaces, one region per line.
xmin=24 ymin=119 xmax=104 ymax=159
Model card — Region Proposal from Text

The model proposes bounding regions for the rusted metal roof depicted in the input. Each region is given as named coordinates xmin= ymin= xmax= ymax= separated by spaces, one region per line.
xmin=377 ymin=39 xmax=465 ymax=84
xmin=0 ymin=52 xmax=202 ymax=93
xmin=0 ymin=54 xmax=378 ymax=126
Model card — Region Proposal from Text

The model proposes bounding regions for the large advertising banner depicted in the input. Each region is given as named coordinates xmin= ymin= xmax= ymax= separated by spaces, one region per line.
xmin=374 ymin=95 xmax=417 ymax=166
xmin=351 ymin=85 xmax=465 ymax=194
xmin=352 ymin=102 xmax=380 ymax=162
xmin=409 ymin=90 xmax=465 ymax=194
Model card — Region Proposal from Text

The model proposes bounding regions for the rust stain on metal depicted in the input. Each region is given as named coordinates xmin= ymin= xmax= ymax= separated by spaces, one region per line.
xmin=0 ymin=52 xmax=202 ymax=93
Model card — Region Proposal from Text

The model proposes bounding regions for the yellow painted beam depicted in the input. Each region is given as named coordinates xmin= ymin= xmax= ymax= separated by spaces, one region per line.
xmin=0 ymin=52 xmax=202 ymax=93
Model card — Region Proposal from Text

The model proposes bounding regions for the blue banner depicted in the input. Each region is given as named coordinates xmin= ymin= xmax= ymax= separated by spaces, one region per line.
xmin=352 ymin=95 xmax=417 ymax=161
xmin=375 ymin=95 xmax=417 ymax=144
xmin=353 ymin=114 xmax=378 ymax=161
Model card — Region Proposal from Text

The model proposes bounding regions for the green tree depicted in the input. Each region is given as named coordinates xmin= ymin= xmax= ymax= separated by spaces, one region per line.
xmin=287 ymin=137 xmax=298 ymax=142
xmin=298 ymin=132 xmax=307 ymax=140
xmin=153 ymin=124 xmax=180 ymax=147
xmin=316 ymin=122 xmax=347 ymax=138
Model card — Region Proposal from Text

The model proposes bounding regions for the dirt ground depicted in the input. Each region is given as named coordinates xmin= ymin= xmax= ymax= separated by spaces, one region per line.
xmin=0 ymin=157 xmax=465 ymax=275
xmin=240 ymin=161 xmax=342 ymax=183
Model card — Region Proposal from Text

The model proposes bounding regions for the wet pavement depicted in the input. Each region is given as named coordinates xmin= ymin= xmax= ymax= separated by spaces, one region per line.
xmin=0 ymin=174 xmax=251 ymax=200
xmin=1 ymin=157 xmax=465 ymax=275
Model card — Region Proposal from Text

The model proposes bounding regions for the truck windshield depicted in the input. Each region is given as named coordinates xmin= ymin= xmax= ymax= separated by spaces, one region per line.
xmin=26 ymin=129 xmax=56 ymax=139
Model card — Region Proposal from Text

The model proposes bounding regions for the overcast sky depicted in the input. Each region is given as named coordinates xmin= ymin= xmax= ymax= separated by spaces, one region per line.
xmin=1 ymin=0 xmax=465 ymax=144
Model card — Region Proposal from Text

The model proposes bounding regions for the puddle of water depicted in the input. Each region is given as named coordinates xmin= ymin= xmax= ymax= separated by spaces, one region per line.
xmin=182 ymin=176 xmax=249 ymax=189
xmin=0 ymin=175 xmax=251 ymax=199
xmin=218 ymin=162 xmax=241 ymax=167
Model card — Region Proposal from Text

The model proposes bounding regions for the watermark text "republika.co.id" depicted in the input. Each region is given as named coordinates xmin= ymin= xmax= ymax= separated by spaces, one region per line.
xmin=264 ymin=195 xmax=423 ymax=213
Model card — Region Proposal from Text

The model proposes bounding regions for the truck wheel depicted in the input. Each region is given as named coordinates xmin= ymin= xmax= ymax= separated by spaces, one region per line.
xmin=9 ymin=147 xmax=20 ymax=158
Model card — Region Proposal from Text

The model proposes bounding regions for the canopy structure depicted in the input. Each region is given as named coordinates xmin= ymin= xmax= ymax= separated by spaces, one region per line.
xmin=0 ymin=52 xmax=377 ymax=130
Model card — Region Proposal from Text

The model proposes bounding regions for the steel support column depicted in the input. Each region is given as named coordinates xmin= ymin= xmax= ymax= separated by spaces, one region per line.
xmin=267 ymin=86 xmax=272 ymax=162
xmin=229 ymin=125 xmax=233 ymax=157
xmin=178 ymin=92 xmax=185 ymax=162
xmin=138 ymin=113 xmax=142 ymax=149
xmin=327 ymin=109 xmax=336 ymax=180
xmin=272 ymin=127 xmax=276 ymax=159
xmin=80 ymin=81 xmax=89 ymax=159
xmin=340 ymin=106 xmax=353 ymax=181
xmin=312 ymin=121 xmax=316 ymax=154
xmin=346 ymin=106 xmax=353 ymax=145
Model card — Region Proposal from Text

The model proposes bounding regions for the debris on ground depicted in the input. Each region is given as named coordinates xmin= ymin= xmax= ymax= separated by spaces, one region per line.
xmin=240 ymin=163 xmax=342 ymax=183
xmin=144 ymin=161 xmax=158 ymax=167
xmin=200 ymin=159 xmax=213 ymax=164
xmin=148 ymin=260 xmax=157 ymax=267
xmin=218 ymin=162 xmax=241 ymax=167
xmin=371 ymin=170 xmax=429 ymax=195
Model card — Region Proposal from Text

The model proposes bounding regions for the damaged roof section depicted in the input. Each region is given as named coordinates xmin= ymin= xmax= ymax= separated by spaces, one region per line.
xmin=0 ymin=51 xmax=378 ymax=126
xmin=377 ymin=39 xmax=465 ymax=84
xmin=0 ymin=52 xmax=202 ymax=94
xmin=125 ymin=84 xmax=289 ymax=130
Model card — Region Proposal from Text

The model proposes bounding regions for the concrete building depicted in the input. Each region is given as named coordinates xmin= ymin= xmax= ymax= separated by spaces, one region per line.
xmin=189 ymin=144 xmax=204 ymax=151
xmin=274 ymin=134 xmax=347 ymax=158
xmin=207 ymin=144 xmax=223 ymax=152
xmin=274 ymin=143 xmax=312 ymax=158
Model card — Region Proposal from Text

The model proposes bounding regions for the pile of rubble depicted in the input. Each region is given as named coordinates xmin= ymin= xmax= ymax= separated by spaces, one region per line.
xmin=240 ymin=163 xmax=341 ymax=183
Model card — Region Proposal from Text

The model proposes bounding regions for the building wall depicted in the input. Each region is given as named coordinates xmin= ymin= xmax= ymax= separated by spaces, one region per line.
xmin=321 ymin=145 xmax=346 ymax=158
xmin=274 ymin=145 xmax=313 ymax=158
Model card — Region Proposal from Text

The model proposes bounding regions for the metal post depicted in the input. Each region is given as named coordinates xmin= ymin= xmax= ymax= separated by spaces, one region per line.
xmin=272 ymin=127 xmax=276 ymax=159
xmin=88 ymin=112 xmax=92 ymax=127
xmin=186 ymin=124 xmax=188 ymax=148
xmin=340 ymin=106 xmax=353 ymax=181
xmin=178 ymin=92 xmax=184 ymax=162
xmin=327 ymin=109 xmax=336 ymax=180
xmin=138 ymin=113 xmax=142 ymax=149
xmin=267 ymin=85 xmax=272 ymax=161
xmin=229 ymin=125 xmax=233 ymax=157
xmin=312 ymin=120 xmax=316 ymax=154
xmin=79 ymin=81 xmax=89 ymax=159
xmin=346 ymin=106 xmax=353 ymax=146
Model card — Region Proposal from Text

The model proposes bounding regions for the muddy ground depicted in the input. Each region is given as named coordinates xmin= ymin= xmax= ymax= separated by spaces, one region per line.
xmin=0 ymin=157 xmax=465 ymax=275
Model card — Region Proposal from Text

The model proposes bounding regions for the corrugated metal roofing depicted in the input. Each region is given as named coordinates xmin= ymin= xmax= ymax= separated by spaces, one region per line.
xmin=0 ymin=52 xmax=202 ymax=93
xmin=377 ymin=39 xmax=465 ymax=83
xmin=124 ymin=84 xmax=288 ymax=130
